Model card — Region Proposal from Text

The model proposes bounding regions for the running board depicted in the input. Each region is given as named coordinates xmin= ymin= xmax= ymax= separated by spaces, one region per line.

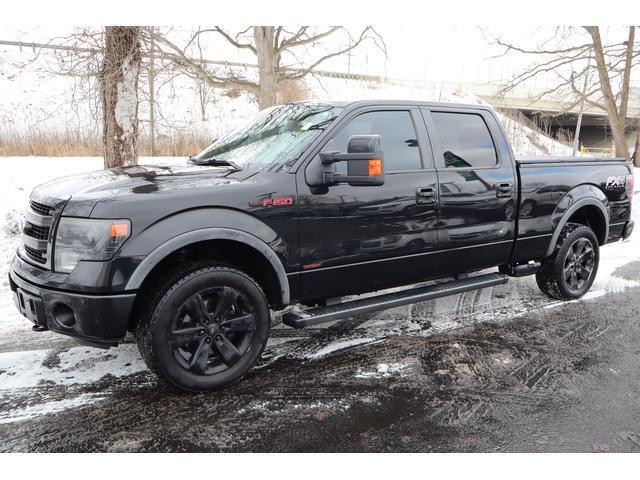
xmin=282 ymin=272 xmax=509 ymax=329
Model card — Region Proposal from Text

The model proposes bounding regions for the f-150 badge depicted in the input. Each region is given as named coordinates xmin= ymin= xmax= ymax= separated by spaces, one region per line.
xmin=605 ymin=176 xmax=625 ymax=189
xmin=249 ymin=197 xmax=294 ymax=208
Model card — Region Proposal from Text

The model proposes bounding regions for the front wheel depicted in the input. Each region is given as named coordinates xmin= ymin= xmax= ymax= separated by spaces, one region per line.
xmin=135 ymin=264 xmax=271 ymax=392
xmin=536 ymin=223 xmax=600 ymax=300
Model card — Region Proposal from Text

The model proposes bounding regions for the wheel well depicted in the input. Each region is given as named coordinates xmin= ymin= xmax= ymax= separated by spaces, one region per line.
xmin=566 ymin=205 xmax=607 ymax=245
xmin=130 ymin=239 xmax=284 ymax=326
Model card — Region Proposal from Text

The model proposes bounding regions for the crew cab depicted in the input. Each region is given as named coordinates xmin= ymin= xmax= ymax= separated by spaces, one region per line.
xmin=9 ymin=100 xmax=635 ymax=392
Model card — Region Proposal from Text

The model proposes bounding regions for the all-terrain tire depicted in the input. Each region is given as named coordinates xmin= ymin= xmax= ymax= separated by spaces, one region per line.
xmin=134 ymin=263 xmax=271 ymax=392
xmin=535 ymin=223 xmax=600 ymax=300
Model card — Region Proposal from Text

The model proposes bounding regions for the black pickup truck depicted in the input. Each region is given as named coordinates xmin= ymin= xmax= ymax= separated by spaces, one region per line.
xmin=9 ymin=100 xmax=635 ymax=392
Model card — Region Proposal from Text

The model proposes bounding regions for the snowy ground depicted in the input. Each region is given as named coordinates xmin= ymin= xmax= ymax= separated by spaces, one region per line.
xmin=0 ymin=157 xmax=638 ymax=429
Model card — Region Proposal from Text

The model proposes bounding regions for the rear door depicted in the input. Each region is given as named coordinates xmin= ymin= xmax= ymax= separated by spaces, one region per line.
xmin=296 ymin=107 xmax=440 ymax=301
xmin=422 ymin=107 xmax=516 ymax=272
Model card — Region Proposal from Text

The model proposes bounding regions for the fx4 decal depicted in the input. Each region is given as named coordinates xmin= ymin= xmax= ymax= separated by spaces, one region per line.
xmin=605 ymin=176 xmax=626 ymax=190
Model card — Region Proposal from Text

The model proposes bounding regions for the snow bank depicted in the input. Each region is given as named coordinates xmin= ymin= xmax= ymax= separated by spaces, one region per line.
xmin=0 ymin=393 xmax=105 ymax=424
xmin=0 ymin=344 xmax=148 ymax=390
xmin=307 ymin=338 xmax=381 ymax=359
xmin=354 ymin=363 xmax=410 ymax=379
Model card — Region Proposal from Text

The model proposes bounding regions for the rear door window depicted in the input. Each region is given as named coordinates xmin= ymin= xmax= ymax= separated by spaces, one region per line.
xmin=431 ymin=112 xmax=498 ymax=169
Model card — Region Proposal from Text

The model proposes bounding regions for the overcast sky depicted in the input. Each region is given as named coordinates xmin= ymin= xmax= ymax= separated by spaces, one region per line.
xmin=1 ymin=25 xmax=638 ymax=89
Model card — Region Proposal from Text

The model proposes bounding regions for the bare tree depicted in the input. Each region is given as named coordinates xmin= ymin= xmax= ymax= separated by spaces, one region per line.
xmin=584 ymin=26 xmax=637 ymax=162
xmin=100 ymin=26 xmax=142 ymax=168
xmin=490 ymin=26 xmax=640 ymax=166
xmin=193 ymin=32 xmax=213 ymax=121
xmin=7 ymin=28 xmax=105 ymax=142
xmin=148 ymin=26 xmax=386 ymax=109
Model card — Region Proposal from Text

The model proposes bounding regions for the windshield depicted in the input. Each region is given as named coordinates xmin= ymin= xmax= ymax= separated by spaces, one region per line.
xmin=193 ymin=103 xmax=344 ymax=171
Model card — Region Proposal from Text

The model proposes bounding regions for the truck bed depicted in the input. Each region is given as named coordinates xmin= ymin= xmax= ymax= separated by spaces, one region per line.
xmin=516 ymin=156 xmax=628 ymax=165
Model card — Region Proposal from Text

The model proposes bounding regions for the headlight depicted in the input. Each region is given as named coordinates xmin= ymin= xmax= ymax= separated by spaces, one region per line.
xmin=54 ymin=218 xmax=131 ymax=273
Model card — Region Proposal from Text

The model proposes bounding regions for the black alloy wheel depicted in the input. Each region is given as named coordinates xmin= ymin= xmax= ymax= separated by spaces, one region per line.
xmin=562 ymin=237 xmax=596 ymax=294
xmin=170 ymin=287 xmax=255 ymax=376
xmin=135 ymin=264 xmax=271 ymax=392
xmin=536 ymin=223 xmax=600 ymax=300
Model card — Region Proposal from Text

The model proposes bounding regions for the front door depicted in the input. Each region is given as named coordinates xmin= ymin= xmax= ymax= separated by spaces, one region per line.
xmin=296 ymin=107 xmax=440 ymax=302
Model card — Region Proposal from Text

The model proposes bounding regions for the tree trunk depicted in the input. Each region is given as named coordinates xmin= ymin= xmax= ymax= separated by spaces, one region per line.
xmin=585 ymin=26 xmax=631 ymax=160
xmin=100 ymin=26 xmax=141 ymax=168
xmin=254 ymin=26 xmax=278 ymax=110
xmin=633 ymin=130 xmax=640 ymax=167
xmin=619 ymin=27 xmax=635 ymax=121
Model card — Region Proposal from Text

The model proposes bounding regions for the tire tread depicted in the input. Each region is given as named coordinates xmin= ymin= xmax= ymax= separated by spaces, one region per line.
xmin=536 ymin=223 xmax=599 ymax=300
xmin=134 ymin=263 xmax=268 ymax=389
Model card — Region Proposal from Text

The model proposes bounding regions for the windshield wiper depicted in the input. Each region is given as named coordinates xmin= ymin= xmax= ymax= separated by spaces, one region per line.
xmin=305 ymin=118 xmax=336 ymax=131
xmin=189 ymin=156 xmax=243 ymax=171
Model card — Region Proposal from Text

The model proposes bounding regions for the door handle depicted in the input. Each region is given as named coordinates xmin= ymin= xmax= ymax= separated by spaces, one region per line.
xmin=416 ymin=187 xmax=437 ymax=205
xmin=496 ymin=182 xmax=512 ymax=198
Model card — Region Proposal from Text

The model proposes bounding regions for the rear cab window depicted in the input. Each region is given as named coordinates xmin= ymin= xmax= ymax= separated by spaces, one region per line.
xmin=430 ymin=111 xmax=498 ymax=169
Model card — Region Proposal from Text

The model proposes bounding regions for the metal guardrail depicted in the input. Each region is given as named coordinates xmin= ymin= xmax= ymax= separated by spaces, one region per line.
xmin=580 ymin=145 xmax=616 ymax=156
xmin=0 ymin=39 xmax=383 ymax=82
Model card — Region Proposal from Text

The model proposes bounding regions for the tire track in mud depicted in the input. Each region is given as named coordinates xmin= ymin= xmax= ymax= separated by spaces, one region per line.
xmin=2 ymin=263 xmax=640 ymax=451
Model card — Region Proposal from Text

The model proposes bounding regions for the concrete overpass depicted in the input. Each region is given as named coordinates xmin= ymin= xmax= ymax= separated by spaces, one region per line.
xmin=381 ymin=77 xmax=640 ymax=149
xmin=417 ymin=79 xmax=640 ymax=149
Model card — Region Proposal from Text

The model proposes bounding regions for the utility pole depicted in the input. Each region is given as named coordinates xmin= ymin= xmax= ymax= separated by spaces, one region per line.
xmin=347 ymin=38 xmax=351 ymax=76
xmin=573 ymin=58 xmax=591 ymax=156
xmin=149 ymin=28 xmax=157 ymax=157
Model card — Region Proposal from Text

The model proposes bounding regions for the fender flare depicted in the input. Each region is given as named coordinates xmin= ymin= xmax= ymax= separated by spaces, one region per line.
xmin=125 ymin=227 xmax=290 ymax=305
xmin=544 ymin=197 xmax=609 ymax=257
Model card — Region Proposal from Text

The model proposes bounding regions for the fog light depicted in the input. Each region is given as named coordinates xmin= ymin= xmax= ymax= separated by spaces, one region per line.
xmin=52 ymin=303 xmax=76 ymax=328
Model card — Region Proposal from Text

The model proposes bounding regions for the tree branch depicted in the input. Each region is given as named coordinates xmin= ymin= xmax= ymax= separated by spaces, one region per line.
xmin=210 ymin=27 xmax=257 ymax=54
xmin=278 ymin=26 xmax=341 ymax=51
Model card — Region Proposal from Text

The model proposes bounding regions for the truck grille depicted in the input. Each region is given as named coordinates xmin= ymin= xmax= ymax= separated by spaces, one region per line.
xmin=25 ymin=223 xmax=50 ymax=240
xmin=24 ymin=245 xmax=47 ymax=264
xmin=30 ymin=200 xmax=54 ymax=217
xmin=21 ymin=198 xmax=57 ymax=268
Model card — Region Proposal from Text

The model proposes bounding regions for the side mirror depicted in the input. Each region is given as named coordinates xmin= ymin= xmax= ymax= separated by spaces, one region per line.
xmin=315 ymin=135 xmax=385 ymax=187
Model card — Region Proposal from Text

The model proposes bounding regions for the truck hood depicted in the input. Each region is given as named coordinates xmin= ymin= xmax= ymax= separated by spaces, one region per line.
xmin=31 ymin=163 xmax=258 ymax=217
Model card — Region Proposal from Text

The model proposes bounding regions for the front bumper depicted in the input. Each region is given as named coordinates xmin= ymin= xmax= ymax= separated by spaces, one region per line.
xmin=623 ymin=220 xmax=635 ymax=240
xmin=9 ymin=269 xmax=137 ymax=347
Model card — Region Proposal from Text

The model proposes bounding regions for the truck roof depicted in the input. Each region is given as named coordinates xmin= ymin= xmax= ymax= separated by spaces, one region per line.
xmin=293 ymin=99 xmax=494 ymax=111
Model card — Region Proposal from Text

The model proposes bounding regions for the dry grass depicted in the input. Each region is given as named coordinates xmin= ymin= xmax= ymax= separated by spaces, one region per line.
xmin=221 ymin=80 xmax=309 ymax=104
xmin=138 ymin=132 xmax=211 ymax=157
xmin=277 ymin=80 xmax=310 ymax=104
xmin=0 ymin=127 xmax=212 ymax=157
xmin=222 ymin=85 xmax=244 ymax=99
xmin=0 ymin=129 xmax=102 ymax=157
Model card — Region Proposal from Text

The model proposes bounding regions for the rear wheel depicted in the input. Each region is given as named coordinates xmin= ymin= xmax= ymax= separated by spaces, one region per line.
xmin=135 ymin=264 xmax=270 ymax=392
xmin=536 ymin=223 xmax=599 ymax=300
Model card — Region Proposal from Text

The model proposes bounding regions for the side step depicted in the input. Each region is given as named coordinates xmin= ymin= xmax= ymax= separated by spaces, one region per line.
xmin=499 ymin=261 xmax=541 ymax=277
xmin=282 ymin=272 xmax=509 ymax=329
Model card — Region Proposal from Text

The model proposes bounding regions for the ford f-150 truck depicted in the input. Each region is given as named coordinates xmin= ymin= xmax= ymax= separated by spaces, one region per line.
xmin=9 ymin=100 xmax=635 ymax=392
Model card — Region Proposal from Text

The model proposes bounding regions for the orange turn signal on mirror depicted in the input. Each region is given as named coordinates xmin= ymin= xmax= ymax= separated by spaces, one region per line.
xmin=110 ymin=223 xmax=129 ymax=238
xmin=368 ymin=159 xmax=382 ymax=176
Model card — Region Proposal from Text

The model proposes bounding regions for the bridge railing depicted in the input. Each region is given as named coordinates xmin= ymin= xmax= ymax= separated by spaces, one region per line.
xmin=580 ymin=145 xmax=616 ymax=157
